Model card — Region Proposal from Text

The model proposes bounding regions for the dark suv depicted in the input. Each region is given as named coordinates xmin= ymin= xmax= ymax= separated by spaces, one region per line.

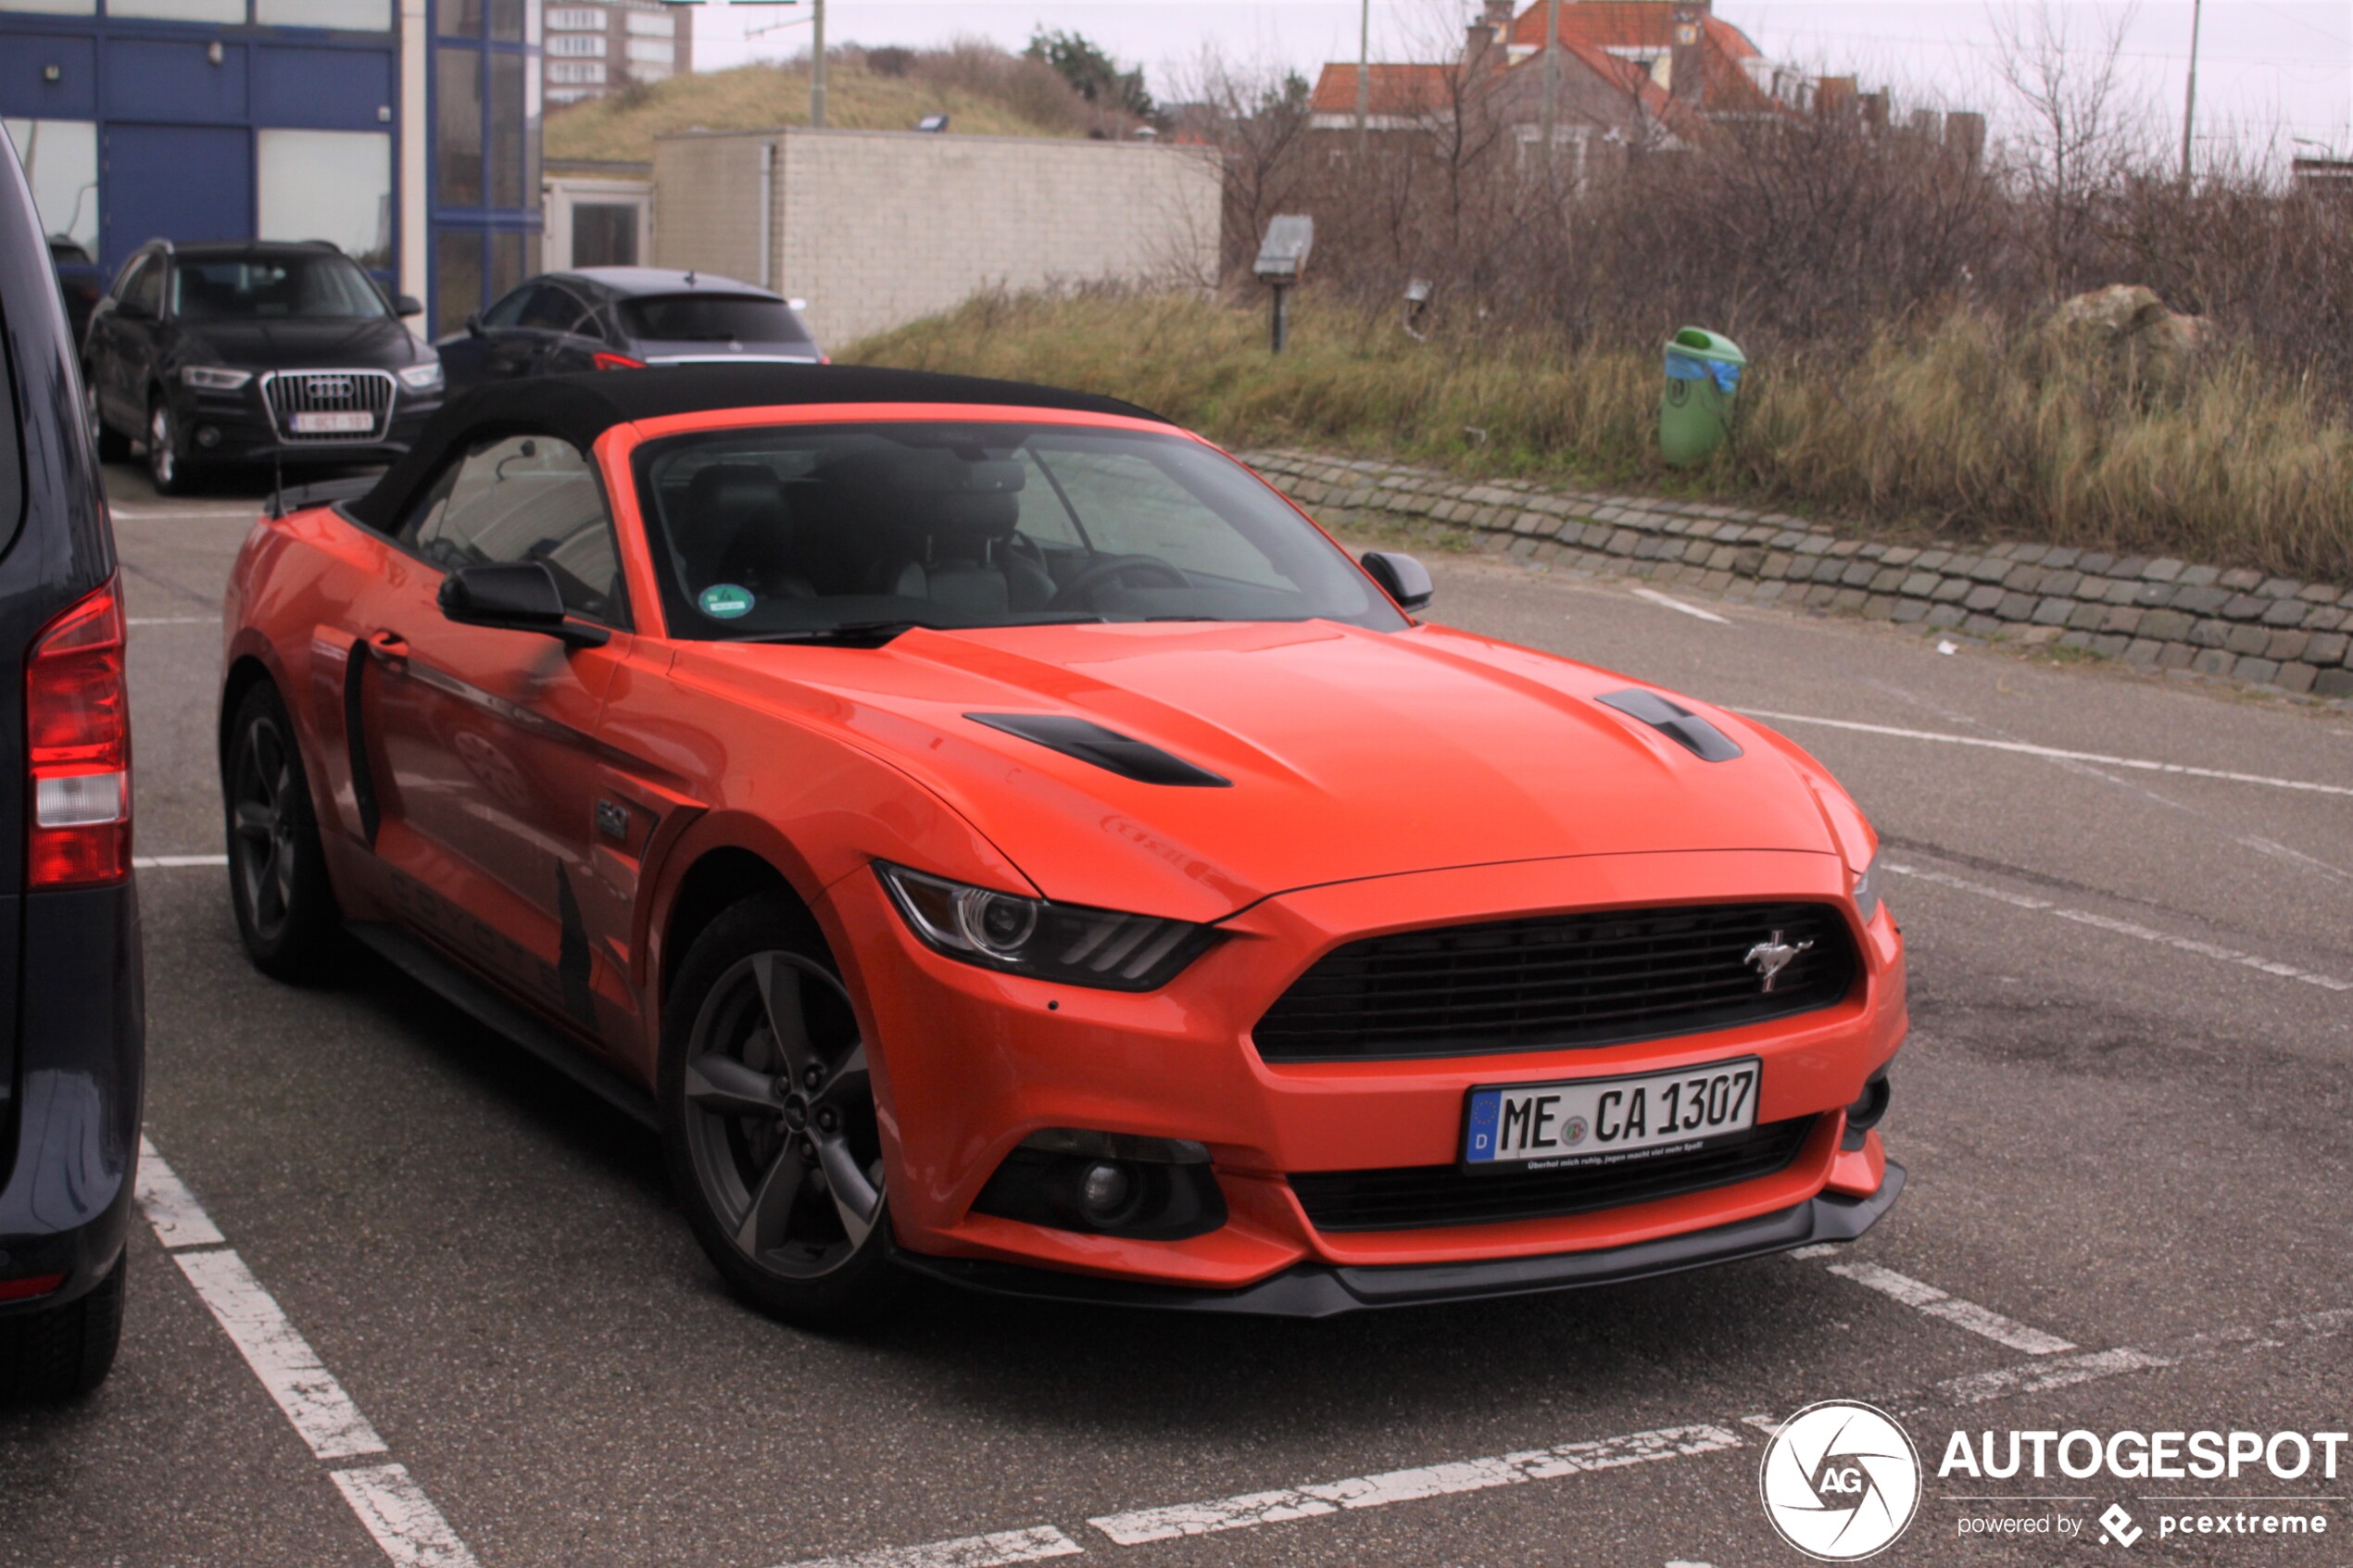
xmin=83 ymin=240 xmax=444 ymax=494
xmin=0 ymin=116 xmax=145 ymax=1399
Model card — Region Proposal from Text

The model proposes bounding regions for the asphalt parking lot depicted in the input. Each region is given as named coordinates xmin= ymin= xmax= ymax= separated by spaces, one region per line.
xmin=2 ymin=463 xmax=2347 ymax=1568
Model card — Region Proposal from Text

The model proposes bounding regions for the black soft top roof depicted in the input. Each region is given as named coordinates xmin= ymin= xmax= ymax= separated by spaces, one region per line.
xmin=344 ymin=363 xmax=1167 ymax=531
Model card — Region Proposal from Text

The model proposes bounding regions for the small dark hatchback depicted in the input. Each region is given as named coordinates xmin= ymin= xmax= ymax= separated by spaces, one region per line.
xmin=0 ymin=114 xmax=145 ymax=1400
xmin=83 ymin=240 xmax=444 ymax=494
xmin=437 ymin=267 xmax=823 ymax=396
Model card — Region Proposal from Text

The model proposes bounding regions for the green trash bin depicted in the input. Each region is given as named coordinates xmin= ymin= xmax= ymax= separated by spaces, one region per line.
xmin=1660 ymin=327 xmax=1746 ymax=467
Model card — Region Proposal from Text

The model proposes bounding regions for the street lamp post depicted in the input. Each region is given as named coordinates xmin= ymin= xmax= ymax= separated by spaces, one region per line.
xmin=811 ymin=0 xmax=827 ymax=129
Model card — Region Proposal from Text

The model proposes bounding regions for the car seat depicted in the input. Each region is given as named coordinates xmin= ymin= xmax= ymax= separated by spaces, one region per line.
xmin=684 ymin=463 xmax=814 ymax=600
xmin=840 ymin=451 xmax=1056 ymax=614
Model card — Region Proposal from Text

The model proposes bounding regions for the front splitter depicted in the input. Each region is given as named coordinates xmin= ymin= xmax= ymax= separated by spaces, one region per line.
xmin=896 ymin=1161 xmax=1906 ymax=1319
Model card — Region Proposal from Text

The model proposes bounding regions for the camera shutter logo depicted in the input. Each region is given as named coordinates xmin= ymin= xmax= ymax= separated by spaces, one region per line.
xmin=1758 ymin=1400 xmax=1922 ymax=1561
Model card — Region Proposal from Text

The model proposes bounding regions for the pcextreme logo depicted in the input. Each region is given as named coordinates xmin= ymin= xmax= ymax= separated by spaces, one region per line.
xmin=1760 ymin=1400 xmax=1924 ymax=1561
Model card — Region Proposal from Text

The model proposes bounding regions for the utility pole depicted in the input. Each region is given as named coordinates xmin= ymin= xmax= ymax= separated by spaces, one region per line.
xmin=1540 ymin=0 xmax=1563 ymax=168
xmin=2179 ymin=0 xmax=2201 ymax=183
xmin=1354 ymin=0 xmax=1370 ymax=150
xmin=811 ymin=0 xmax=827 ymax=129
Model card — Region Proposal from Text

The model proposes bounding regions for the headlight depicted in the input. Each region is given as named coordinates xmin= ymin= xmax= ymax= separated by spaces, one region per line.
xmin=1852 ymin=853 xmax=1882 ymax=923
xmin=180 ymin=365 xmax=251 ymax=391
xmin=876 ymin=863 xmax=1214 ymax=992
xmin=397 ymin=360 xmax=445 ymax=391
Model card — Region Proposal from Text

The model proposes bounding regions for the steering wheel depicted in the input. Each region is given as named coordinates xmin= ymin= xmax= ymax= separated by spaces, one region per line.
xmin=1047 ymin=553 xmax=1190 ymax=611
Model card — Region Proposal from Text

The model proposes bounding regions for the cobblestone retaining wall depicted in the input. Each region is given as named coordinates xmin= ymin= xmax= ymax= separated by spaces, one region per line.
xmin=1242 ymin=449 xmax=2353 ymax=702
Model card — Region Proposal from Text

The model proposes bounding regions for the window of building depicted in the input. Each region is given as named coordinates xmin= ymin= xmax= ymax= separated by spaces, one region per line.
xmin=436 ymin=47 xmax=484 ymax=207
xmin=437 ymin=0 xmax=524 ymax=41
xmin=257 ymin=0 xmax=392 ymax=27
xmin=487 ymin=51 xmax=528 ymax=207
xmin=107 ymin=0 xmax=244 ymax=19
xmin=0 ymin=0 xmax=98 ymax=15
xmin=2 ymin=119 xmax=98 ymax=256
xmin=623 ymin=9 xmax=671 ymax=35
xmin=547 ymin=32 xmax=605 ymax=57
xmin=258 ymin=130 xmax=393 ymax=272
xmin=547 ymin=6 xmax=602 ymax=27
xmin=547 ymin=60 xmax=606 ymax=86
xmin=624 ymin=38 xmax=672 ymax=66
xmin=570 ymin=203 xmax=638 ymax=268
xmin=434 ymin=230 xmax=483 ymax=333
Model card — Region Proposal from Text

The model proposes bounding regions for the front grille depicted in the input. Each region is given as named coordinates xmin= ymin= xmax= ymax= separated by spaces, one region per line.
xmin=1253 ymin=901 xmax=1856 ymax=1062
xmin=260 ymin=369 xmax=396 ymax=443
xmin=1289 ymin=1116 xmax=1817 ymax=1232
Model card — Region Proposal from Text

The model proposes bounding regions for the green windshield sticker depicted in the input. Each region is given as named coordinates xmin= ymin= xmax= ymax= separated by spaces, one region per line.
xmin=699 ymin=583 xmax=754 ymax=620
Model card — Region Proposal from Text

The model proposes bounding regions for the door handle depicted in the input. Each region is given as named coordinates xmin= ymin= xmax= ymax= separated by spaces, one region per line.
xmin=366 ymin=630 xmax=409 ymax=671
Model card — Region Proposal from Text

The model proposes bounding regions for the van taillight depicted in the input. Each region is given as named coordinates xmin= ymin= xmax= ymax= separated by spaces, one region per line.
xmin=26 ymin=577 xmax=131 ymax=889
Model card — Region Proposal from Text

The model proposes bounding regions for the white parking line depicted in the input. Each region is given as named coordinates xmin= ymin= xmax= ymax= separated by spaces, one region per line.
xmin=133 ymin=1138 xmax=482 ymax=1568
xmin=1888 ymin=863 xmax=2353 ymax=993
xmin=1825 ymin=1261 xmax=2077 ymax=1355
xmin=1740 ymin=709 xmax=2353 ymax=798
xmin=1633 ymin=587 xmax=1732 ymax=624
xmin=1087 ymin=1424 xmax=1743 ymax=1547
xmin=776 ymin=1527 xmax=1084 ymax=1568
xmin=135 ymin=854 xmax=228 ymax=869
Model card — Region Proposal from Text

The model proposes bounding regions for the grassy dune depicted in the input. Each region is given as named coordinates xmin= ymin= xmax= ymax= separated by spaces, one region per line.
xmin=546 ymin=59 xmax=1087 ymax=164
xmin=851 ymin=291 xmax=2353 ymax=583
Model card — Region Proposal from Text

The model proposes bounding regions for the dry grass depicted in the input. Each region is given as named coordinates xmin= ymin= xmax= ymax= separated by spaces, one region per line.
xmin=546 ymin=53 xmax=1098 ymax=164
xmin=850 ymin=290 xmax=2353 ymax=583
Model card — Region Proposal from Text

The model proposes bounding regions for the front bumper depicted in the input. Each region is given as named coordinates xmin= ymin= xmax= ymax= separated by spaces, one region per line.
xmin=169 ymin=382 xmax=436 ymax=467
xmin=821 ymin=849 xmax=1907 ymax=1297
xmin=900 ymin=1161 xmax=1905 ymax=1316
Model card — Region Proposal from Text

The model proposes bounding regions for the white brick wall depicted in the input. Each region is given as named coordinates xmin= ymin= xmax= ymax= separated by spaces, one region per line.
xmin=653 ymin=128 xmax=1221 ymax=349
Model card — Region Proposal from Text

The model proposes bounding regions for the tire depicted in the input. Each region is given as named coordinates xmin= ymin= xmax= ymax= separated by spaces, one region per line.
xmin=85 ymin=374 xmax=129 ymax=463
xmin=224 ymin=681 xmax=344 ymax=983
xmin=661 ymin=894 xmax=904 ymax=1330
xmin=0 ymin=1254 xmax=125 ymax=1403
xmin=146 ymin=395 xmax=191 ymax=495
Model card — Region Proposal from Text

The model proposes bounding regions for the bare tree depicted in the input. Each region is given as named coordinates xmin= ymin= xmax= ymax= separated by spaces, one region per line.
xmin=1988 ymin=0 xmax=2146 ymax=295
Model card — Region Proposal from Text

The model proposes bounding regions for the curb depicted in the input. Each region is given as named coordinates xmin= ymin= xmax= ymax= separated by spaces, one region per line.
xmin=1241 ymin=448 xmax=2353 ymax=705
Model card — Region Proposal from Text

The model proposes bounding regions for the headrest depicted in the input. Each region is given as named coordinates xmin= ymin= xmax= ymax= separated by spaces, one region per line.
xmin=824 ymin=449 xmax=1025 ymax=550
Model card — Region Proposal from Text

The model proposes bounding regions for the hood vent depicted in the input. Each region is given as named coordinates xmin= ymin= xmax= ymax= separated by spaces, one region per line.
xmin=1594 ymin=689 xmax=1743 ymax=761
xmin=965 ymin=713 xmax=1231 ymax=787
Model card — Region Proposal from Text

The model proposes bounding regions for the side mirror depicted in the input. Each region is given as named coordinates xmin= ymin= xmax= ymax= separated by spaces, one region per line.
xmin=395 ymin=294 xmax=425 ymax=318
xmin=464 ymin=311 xmax=485 ymax=338
xmin=1361 ymin=550 xmax=1434 ymax=613
xmin=437 ymin=561 xmax=608 ymax=646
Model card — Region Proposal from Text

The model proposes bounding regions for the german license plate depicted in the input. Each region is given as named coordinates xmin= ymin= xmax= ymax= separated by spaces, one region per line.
xmin=290 ymin=411 xmax=373 ymax=434
xmin=1463 ymin=1058 xmax=1760 ymax=1172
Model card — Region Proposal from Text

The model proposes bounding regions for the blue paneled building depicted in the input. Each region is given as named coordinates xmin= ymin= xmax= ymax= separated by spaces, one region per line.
xmin=2 ymin=0 xmax=546 ymax=334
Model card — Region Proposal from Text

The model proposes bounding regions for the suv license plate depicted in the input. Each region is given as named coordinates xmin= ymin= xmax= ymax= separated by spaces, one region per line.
xmin=1464 ymin=1059 xmax=1760 ymax=1172
xmin=291 ymin=411 xmax=373 ymax=434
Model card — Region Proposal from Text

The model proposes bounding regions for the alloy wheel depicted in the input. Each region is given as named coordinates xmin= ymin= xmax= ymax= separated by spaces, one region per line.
xmin=148 ymin=404 xmax=176 ymax=489
xmin=682 ymin=951 xmax=884 ymax=1280
xmin=230 ymin=713 xmax=300 ymax=945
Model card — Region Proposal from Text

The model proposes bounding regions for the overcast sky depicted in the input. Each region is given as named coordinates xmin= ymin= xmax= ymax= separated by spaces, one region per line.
xmin=682 ymin=0 xmax=2353 ymax=164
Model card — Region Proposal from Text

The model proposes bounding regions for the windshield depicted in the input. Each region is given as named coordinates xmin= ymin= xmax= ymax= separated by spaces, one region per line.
xmin=635 ymin=421 xmax=1404 ymax=639
xmin=172 ymin=255 xmax=389 ymax=321
xmin=618 ymin=295 xmax=814 ymax=345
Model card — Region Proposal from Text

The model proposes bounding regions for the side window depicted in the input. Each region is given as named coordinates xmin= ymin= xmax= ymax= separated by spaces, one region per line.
xmin=520 ymin=286 xmax=593 ymax=335
xmin=480 ymin=284 xmax=535 ymax=329
xmin=117 ymin=256 xmax=162 ymax=316
xmin=397 ymin=435 xmax=629 ymax=626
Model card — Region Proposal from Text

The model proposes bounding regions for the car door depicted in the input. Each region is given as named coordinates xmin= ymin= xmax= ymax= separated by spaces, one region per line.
xmin=352 ymin=433 xmax=644 ymax=1050
xmin=88 ymin=251 xmax=157 ymax=429
xmin=435 ymin=282 xmax=544 ymax=395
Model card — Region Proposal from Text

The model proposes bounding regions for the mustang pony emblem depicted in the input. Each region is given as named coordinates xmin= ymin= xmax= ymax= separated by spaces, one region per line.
xmin=1744 ymin=930 xmax=1815 ymax=993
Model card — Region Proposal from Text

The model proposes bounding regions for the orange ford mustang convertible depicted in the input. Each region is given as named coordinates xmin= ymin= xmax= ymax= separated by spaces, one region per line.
xmin=218 ymin=365 xmax=1904 ymax=1323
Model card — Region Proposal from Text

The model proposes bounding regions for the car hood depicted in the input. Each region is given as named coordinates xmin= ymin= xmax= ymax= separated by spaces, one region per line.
xmin=681 ymin=620 xmax=1845 ymax=923
xmin=177 ymin=316 xmax=422 ymax=370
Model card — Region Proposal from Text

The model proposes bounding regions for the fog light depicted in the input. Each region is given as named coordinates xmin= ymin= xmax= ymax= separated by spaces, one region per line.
xmin=0 ymin=1273 xmax=65 ymax=1304
xmin=1078 ymin=1161 xmax=1133 ymax=1223
xmin=1841 ymin=1073 xmax=1892 ymax=1150
xmin=195 ymin=425 xmax=221 ymax=448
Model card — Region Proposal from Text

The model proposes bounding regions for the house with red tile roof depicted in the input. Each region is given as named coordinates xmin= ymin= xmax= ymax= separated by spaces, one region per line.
xmin=1309 ymin=0 xmax=1811 ymax=170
